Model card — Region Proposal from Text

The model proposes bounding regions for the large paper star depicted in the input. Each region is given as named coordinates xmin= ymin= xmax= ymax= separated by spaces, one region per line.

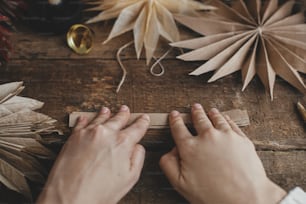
xmin=172 ymin=0 xmax=306 ymax=99
xmin=86 ymin=0 xmax=215 ymax=64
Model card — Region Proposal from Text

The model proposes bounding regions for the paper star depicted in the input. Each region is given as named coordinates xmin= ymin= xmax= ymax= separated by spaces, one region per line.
xmin=86 ymin=0 xmax=215 ymax=64
xmin=172 ymin=0 xmax=306 ymax=99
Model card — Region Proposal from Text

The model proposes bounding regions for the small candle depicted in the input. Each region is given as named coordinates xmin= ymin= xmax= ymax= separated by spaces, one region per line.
xmin=25 ymin=0 xmax=83 ymax=34
xmin=48 ymin=0 xmax=62 ymax=5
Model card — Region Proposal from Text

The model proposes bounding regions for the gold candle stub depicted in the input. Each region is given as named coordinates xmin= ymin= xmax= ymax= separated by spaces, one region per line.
xmin=67 ymin=24 xmax=94 ymax=55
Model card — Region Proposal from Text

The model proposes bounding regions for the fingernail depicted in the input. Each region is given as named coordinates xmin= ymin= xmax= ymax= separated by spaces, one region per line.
xmin=141 ymin=114 xmax=150 ymax=121
xmin=193 ymin=103 xmax=202 ymax=110
xmin=120 ymin=105 xmax=129 ymax=112
xmin=171 ymin=110 xmax=180 ymax=117
xmin=210 ymin=108 xmax=219 ymax=114
xmin=101 ymin=107 xmax=109 ymax=114
xmin=137 ymin=145 xmax=145 ymax=153
xmin=78 ymin=116 xmax=84 ymax=122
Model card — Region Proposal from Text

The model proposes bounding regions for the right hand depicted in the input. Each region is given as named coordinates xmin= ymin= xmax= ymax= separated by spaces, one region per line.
xmin=160 ymin=104 xmax=286 ymax=204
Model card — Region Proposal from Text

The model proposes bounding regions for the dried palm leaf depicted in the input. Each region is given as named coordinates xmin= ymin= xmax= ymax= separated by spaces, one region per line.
xmin=85 ymin=0 xmax=216 ymax=64
xmin=0 ymin=82 xmax=61 ymax=200
xmin=172 ymin=0 xmax=306 ymax=99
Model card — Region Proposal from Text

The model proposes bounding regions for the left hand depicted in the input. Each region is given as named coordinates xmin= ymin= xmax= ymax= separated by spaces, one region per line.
xmin=37 ymin=105 xmax=150 ymax=204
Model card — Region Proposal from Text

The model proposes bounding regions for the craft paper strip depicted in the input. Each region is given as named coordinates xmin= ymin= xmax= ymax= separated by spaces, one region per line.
xmin=177 ymin=31 xmax=252 ymax=61
xmin=175 ymin=15 xmax=253 ymax=36
xmin=266 ymin=37 xmax=306 ymax=74
xmin=208 ymin=34 xmax=257 ymax=82
xmin=267 ymin=13 xmax=305 ymax=28
xmin=170 ymin=31 xmax=243 ymax=50
xmin=1 ymin=96 xmax=44 ymax=113
xmin=0 ymin=82 xmax=24 ymax=104
xmin=266 ymin=39 xmax=306 ymax=93
xmin=69 ymin=109 xmax=250 ymax=128
xmin=209 ymin=0 xmax=256 ymax=25
xmin=230 ymin=0 xmax=255 ymax=23
xmin=189 ymin=33 xmax=254 ymax=76
xmin=241 ymin=36 xmax=258 ymax=91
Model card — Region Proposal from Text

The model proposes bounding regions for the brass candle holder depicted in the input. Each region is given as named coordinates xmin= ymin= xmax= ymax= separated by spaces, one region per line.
xmin=67 ymin=24 xmax=94 ymax=55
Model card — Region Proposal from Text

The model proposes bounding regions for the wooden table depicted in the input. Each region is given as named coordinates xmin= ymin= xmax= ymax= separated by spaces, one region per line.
xmin=0 ymin=23 xmax=305 ymax=203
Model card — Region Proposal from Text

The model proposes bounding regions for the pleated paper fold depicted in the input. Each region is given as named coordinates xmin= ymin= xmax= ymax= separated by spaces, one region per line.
xmin=172 ymin=0 xmax=306 ymax=99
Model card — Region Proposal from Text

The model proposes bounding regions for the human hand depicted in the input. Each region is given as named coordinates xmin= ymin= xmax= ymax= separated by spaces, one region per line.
xmin=37 ymin=105 xmax=150 ymax=204
xmin=160 ymin=104 xmax=286 ymax=204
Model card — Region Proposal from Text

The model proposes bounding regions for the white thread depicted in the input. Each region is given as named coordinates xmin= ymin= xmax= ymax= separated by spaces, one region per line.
xmin=150 ymin=49 xmax=172 ymax=77
xmin=48 ymin=0 xmax=62 ymax=5
xmin=116 ymin=41 xmax=134 ymax=93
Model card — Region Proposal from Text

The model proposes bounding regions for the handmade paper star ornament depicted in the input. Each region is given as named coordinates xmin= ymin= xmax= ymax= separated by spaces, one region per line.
xmin=172 ymin=0 xmax=306 ymax=99
xmin=86 ymin=0 xmax=216 ymax=65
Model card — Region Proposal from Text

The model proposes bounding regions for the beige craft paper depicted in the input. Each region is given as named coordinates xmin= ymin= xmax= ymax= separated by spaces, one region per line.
xmin=172 ymin=0 xmax=306 ymax=99
xmin=69 ymin=109 xmax=250 ymax=128
xmin=0 ymin=82 xmax=61 ymax=200
xmin=0 ymin=82 xmax=24 ymax=104
xmin=85 ymin=0 xmax=216 ymax=64
xmin=1 ymin=96 xmax=44 ymax=114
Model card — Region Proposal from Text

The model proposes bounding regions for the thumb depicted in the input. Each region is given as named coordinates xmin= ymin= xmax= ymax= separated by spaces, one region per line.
xmin=159 ymin=148 xmax=181 ymax=187
xmin=130 ymin=144 xmax=146 ymax=180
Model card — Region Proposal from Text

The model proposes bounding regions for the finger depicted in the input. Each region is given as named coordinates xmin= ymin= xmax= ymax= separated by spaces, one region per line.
xmin=105 ymin=105 xmax=130 ymax=130
xmin=130 ymin=144 xmax=146 ymax=180
xmin=191 ymin=103 xmax=214 ymax=134
xmin=208 ymin=108 xmax=232 ymax=131
xmin=159 ymin=148 xmax=180 ymax=187
xmin=121 ymin=114 xmax=150 ymax=145
xmin=87 ymin=107 xmax=111 ymax=128
xmin=169 ymin=111 xmax=193 ymax=147
xmin=225 ymin=115 xmax=246 ymax=137
xmin=73 ymin=116 xmax=89 ymax=132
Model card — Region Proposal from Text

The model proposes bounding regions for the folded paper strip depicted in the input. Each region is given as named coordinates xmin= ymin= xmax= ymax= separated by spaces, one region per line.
xmin=69 ymin=109 xmax=250 ymax=128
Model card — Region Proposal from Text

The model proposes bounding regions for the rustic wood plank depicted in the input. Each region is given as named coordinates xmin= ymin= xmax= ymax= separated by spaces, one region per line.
xmin=1 ymin=59 xmax=304 ymax=150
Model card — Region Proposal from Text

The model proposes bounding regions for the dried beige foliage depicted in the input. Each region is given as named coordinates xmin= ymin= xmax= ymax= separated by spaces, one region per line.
xmin=0 ymin=82 xmax=61 ymax=200
xmin=172 ymin=0 xmax=306 ymax=99
xmin=85 ymin=0 xmax=216 ymax=64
